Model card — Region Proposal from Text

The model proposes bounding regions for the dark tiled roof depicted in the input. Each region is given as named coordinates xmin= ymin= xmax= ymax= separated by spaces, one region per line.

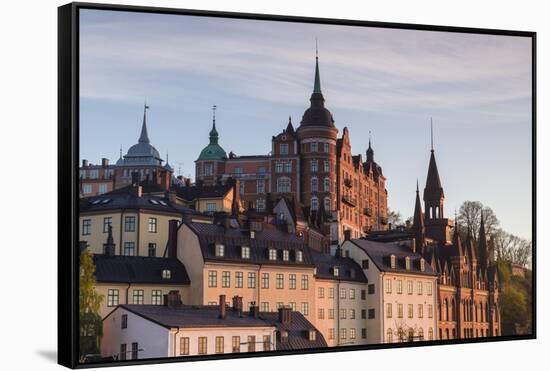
xmin=184 ymin=221 xmax=314 ymax=267
xmin=310 ymin=250 xmax=368 ymax=283
xmin=262 ymin=312 xmax=328 ymax=350
xmin=175 ymin=184 xmax=232 ymax=201
xmin=80 ymin=187 xmax=192 ymax=215
xmin=93 ymin=255 xmax=190 ymax=285
xmin=349 ymin=239 xmax=438 ymax=276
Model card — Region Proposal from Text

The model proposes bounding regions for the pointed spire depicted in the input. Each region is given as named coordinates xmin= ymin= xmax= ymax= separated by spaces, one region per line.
xmin=313 ymin=39 xmax=322 ymax=94
xmin=452 ymin=222 xmax=464 ymax=257
xmin=412 ymin=180 xmax=425 ymax=248
xmin=119 ymin=146 xmax=123 ymax=159
xmin=209 ymin=105 xmax=219 ymax=144
xmin=466 ymin=226 xmax=477 ymax=261
xmin=430 ymin=117 xmax=434 ymax=153
xmin=285 ymin=115 xmax=295 ymax=135
xmin=366 ymin=131 xmax=374 ymax=162
xmin=478 ymin=210 xmax=489 ymax=269
xmin=138 ymin=103 xmax=150 ymax=144
xmin=423 ymin=118 xmax=444 ymax=203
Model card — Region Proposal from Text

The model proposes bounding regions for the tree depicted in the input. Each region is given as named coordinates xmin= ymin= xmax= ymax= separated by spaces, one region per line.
xmin=79 ymin=248 xmax=104 ymax=359
xmin=456 ymin=201 xmax=499 ymax=243
xmin=387 ymin=210 xmax=402 ymax=226
xmin=493 ymin=229 xmax=532 ymax=267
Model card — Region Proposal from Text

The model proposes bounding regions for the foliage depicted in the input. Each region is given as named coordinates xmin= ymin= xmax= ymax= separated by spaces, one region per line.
xmin=79 ymin=249 xmax=104 ymax=359
xmin=387 ymin=210 xmax=402 ymax=226
xmin=496 ymin=258 xmax=532 ymax=335
xmin=456 ymin=201 xmax=499 ymax=243
xmin=493 ymin=229 xmax=532 ymax=267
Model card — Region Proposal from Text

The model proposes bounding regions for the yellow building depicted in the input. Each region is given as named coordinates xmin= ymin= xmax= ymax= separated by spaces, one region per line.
xmin=175 ymin=179 xmax=241 ymax=214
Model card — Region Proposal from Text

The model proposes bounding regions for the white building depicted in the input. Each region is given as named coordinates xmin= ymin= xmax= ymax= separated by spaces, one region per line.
xmin=340 ymin=238 xmax=438 ymax=344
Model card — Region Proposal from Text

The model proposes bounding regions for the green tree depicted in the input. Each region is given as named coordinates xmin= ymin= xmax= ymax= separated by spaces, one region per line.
xmin=79 ymin=248 xmax=104 ymax=360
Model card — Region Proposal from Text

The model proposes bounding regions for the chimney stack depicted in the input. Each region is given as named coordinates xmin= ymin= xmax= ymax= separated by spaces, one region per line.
xmin=249 ymin=302 xmax=259 ymax=318
xmin=278 ymin=306 xmax=292 ymax=325
xmin=232 ymin=296 xmax=243 ymax=315
xmin=343 ymin=229 xmax=351 ymax=241
xmin=164 ymin=290 xmax=182 ymax=307
xmin=219 ymin=295 xmax=227 ymax=319
xmin=101 ymin=158 xmax=109 ymax=167
xmin=167 ymin=219 xmax=179 ymax=258
xmin=103 ymin=225 xmax=116 ymax=256
xmin=82 ymin=159 xmax=88 ymax=167
xmin=411 ymin=238 xmax=416 ymax=254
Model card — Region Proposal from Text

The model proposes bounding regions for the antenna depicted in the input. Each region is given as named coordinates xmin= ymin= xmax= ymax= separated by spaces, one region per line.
xmin=430 ymin=117 xmax=434 ymax=152
xmin=315 ymin=37 xmax=318 ymax=59
xmin=212 ymin=104 xmax=217 ymax=123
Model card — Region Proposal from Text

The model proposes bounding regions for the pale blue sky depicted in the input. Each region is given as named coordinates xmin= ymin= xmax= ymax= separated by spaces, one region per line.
xmin=79 ymin=9 xmax=532 ymax=239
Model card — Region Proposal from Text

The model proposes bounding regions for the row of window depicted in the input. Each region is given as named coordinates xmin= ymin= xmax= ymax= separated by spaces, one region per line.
xmin=318 ymin=287 xmax=364 ymax=300
xmin=207 ymin=271 xmax=309 ymax=290
xmin=81 ymin=216 xmax=158 ymax=235
xmin=118 ymin=342 xmax=139 ymax=360
xmin=385 ymin=303 xmax=434 ymax=319
xmin=109 ymin=289 xmax=165 ymax=307
xmin=180 ymin=335 xmax=272 ymax=355
xmin=309 ymin=159 xmax=331 ymax=173
xmin=214 ymin=244 xmax=304 ymax=263
xmin=386 ymin=327 xmax=434 ymax=343
xmin=207 ymin=301 xmax=309 ymax=316
xmin=82 ymin=183 xmax=110 ymax=194
xmin=318 ymin=308 xmax=362 ymax=320
xmin=327 ymin=328 xmax=365 ymax=341
xmin=384 ymin=279 xmax=433 ymax=295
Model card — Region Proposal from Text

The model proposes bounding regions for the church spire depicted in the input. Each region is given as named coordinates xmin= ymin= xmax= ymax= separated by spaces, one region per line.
xmin=209 ymin=104 xmax=219 ymax=145
xmin=366 ymin=131 xmax=374 ymax=162
xmin=138 ymin=103 xmax=150 ymax=144
xmin=423 ymin=119 xmax=444 ymax=217
xmin=313 ymin=38 xmax=321 ymax=94
xmin=412 ymin=180 xmax=425 ymax=247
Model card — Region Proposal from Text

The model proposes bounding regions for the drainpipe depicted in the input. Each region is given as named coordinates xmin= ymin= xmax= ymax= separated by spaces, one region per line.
xmin=119 ymin=209 xmax=124 ymax=255
xmin=336 ymin=279 xmax=340 ymax=346
xmin=173 ymin=328 xmax=180 ymax=357
xmin=125 ymin=283 xmax=131 ymax=305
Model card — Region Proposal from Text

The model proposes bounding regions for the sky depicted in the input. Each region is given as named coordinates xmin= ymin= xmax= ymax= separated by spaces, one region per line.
xmin=79 ymin=9 xmax=533 ymax=240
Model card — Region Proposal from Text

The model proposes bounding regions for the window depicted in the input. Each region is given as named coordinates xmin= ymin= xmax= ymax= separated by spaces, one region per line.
xmin=261 ymin=273 xmax=270 ymax=289
xmin=103 ymin=217 xmax=112 ymax=233
xmin=215 ymin=243 xmax=225 ymax=257
xmin=98 ymin=183 xmax=108 ymax=195
xmin=408 ymin=304 xmax=414 ymax=318
xmin=324 ymin=160 xmax=330 ymax=173
xmin=362 ymin=259 xmax=369 ymax=269
xmin=208 ymin=271 xmax=217 ymax=287
xmin=147 ymin=243 xmax=156 ymax=257
xmin=235 ymin=272 xmax=243 ymax=288
xmin=276 ymin=302 xmax=284 ymax=309
xmin=206 ymin=202 xmax=216 ymax=212
xmin=222 ymin=271 xmax=231 ymax=288
xmin=133 ymin=290 xmax=144 ymax=304
xmin=324 ymin=197 xmax=331 ymax=211
xmin=151 ymin=290 xmax=162 ymax=305
xmin=284 ymin=162 xmax=292 ymax=172
xmin=82 ymin=219 xmax=91 ymax=235
xmin=276 ymin=273 xmax=284 ymax=289
xmin=328 ymin=328 xmax=335 ymax=340
xmin=121 ymin=314 xmax=127 ymax=329
xmin=318 ymin=308 xmax=325 ymax=319
xmin=340 ymin=328 xmax=347 ymax=340
xmin=107 ymin=289 xmax=119 ymax=307
xmin=340 ymin=287 xmax=346 ymax=299
xmin=417 ymin=281 xmax=423 ymax=295
xmin=407 ymin=280 xmax=413 ymax=294
xmin=395 ymin=279 xmax=403 ymax=294
xmin=275 ymin=162 xmax=283 ymax=173
xmin=89 ymin=169 xmax=99 ymax=179
xmin=289 ymin=274 xmax=296 ymax=289
xmin=256 ymin=199 xmax=266 ymax=212
xmin=350 ymin=328 xmax=357 ymax=340
xmin=333 ymin=267 xmax=340 ymax=277
xmin=214 ymin=336 xmax=224 ymax=354
xmin=301 ymin=302 xmax=309 ymax=316
xmin=241 ymin=246 xmax=250 ymax=259
xmin=277 ymin=177 xmax=291 ymax=193
xmin=426 ymin=282 xmax=433 ymax=296
xmin=385 ymin=279 xmax=392 ymax=294
xmin=268 ymin=248 xmax=277 ymax=260
xmin=280 ymin=143 xmax=289 ymax=154
xmin=340 ymin=308 xmax=347 ymax=319
xmin=248 ymin=272 xmax=256 ymax=288
xmin=180 ymin=337 xmax=189 ymax=355
xmin=386 ymin=303 xmax=392 ymax=318
xmin=232 ymin=336 xmax=240 ymax=353
xmin=234 ymin=167 xmax=242 ymax=175
xmin=323 ymin=143 xmax=329 ymax=153
xmin=361 ymin=309 xmax=367 ymax=319
xmin=301 ymin=274 xmax=309 ymax=290
xmin=329 ymin=287 xmax=335 ymax=298
xmin=318 ymin=287 xmax=325 ymax=298
xmin=240 ymin=182 xmax=245 ymax=195
xmin=420 ymin=258 xmax=426 ymax=272
xmin=296 ymin=250 xmax=303 ymax=262
xmin=311 ymin=142 xmax=318 ymax=152
xmin=263 ymin=335 xmax=271 ymax=351
xmin=386 ymin=329 xmax=393 ymax=343
xmin=247 ymin=336 xmax=256 ymax=352
xmin=428 ymin=304 xmax=433 ymax=318
xmin=311 ymin=160 xmax=318 ymax=172
xmin=405 ymin=256 xmax=411 ymax=270
xmin=162 ymin=269 xmax=171 ymax=279
xmin=198 ymin=337 xmax=207 ymax=355
xmin=124 ymin=216 xmax=136 ymax=232
xmin=289 ymin=302 xmax=296 ymax=311
xmin=257 ymin=180 xmax=265 ymax=194
xmin=147 ymin=217 xmax=157 ymax=233
xmin=362 ymin=328 xmax=367 ymax=339
xmin=397 ymin=303 xmax=403 ymax=318
xmin=311 ymin=177 xmax=318 ymax=192
xmin=369 ymin=283 xmax=376 ymax=295
xmin=418 ymin=304 xmax=424 ymax=318
xmin=283 ymin=250 xmax=289 ymax=261
xmin=350 ymin=309 xmax=356 ymax=319
xmin=328 ymin=309 xmax=335 ymax=319
xmin=428 ymin=328 xmax=434 ymax=340
xmin=123 ymin=242 xmax=135 ymax=256
xmin=390 ymin=255 xmax=396 ymax=269
xmin=130 ymin=342 xmax=138 ymax=360
xmin=311 ymin=196 xmax=318 ymax=210
xmin=83 ymin=184 xmax=92 ymax=194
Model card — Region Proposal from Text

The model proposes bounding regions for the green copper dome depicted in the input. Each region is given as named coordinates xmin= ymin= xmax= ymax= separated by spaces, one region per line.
xmin=197 ymin=121 xmax=227 ymax=161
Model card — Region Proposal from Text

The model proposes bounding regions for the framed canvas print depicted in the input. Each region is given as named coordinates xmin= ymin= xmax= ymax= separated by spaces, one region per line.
xmin=58 ymin=2 xmax=536 ymax=368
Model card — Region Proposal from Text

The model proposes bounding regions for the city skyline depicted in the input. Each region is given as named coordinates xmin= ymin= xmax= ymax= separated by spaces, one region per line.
xmin=79 ymin=9 xmax=532 ymax=239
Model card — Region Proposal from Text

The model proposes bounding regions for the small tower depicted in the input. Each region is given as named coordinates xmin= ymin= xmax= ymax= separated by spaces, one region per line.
xmin=411 ymin=180 xmax=425 ymax=250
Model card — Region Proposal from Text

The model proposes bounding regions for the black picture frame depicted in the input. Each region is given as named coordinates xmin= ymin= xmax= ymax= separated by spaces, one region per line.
xmin=58 ymin=2 xmax=537 ymax=369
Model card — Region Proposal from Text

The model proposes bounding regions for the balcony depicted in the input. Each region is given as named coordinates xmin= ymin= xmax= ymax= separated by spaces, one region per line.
xmin=344 ymin=178 xmax=353 ymax=188
xmin=363 ymin=207 xmax=372 ymax=217
xmin=380 ymin=216 xmax=388 ymax=225
xmin=341 ymin=195 xmax=357 ymax=207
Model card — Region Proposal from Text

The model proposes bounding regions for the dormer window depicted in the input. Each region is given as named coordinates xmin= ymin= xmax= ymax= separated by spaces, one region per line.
xmin=390 ymin=254 xmax=396 ymax=269
xmin=296 ymin=250 xmax=303 ymax=262
xmin=283 ymin=250 xmax=289 ymax=261
xmin=269 ymin=248 xmax=277 ymax=261
xmin=215 ymin=243 xmax=225 ymax=257
xmin=162 ymin=269 xmax=171 ymax=279
xmin=420 ymin=258 xmax=425 ymax=272
xmin=241 ymin=246 xmax=250 ymax=259
xmin=280 ymin=330 xmax=289 ymax=342
xmin=333 ymin=266 xmax=339 ymax=277
xmin=405 ymin=256 xmax=411 ymax=270
xmin=308 ymin=329 xmax=316 ymax=341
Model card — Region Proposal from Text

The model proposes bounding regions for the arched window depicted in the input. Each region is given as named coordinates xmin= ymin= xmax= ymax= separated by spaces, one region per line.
xmin=277 ymin=177 xmax=291 ymax=193
xmin=451 ymin=299 xmax=456 ymax=321
xmin=444 ymin=299 xmax=448 ymax=321
xmin=324 ymin=197 xmax=331 ymax=211
xmin=324 ymin=177 xmax=330 ymax=192
xmin=311 ymin=196 xmax=318 ymax=210
xmin=418 ymin=328 xmax=424 ymax=340
xmin=386 ymin=328 xmax=393 ymax=343
xmin=311 ymin=177 xmax=318 ymax=192
xmin=428 ymin=328 xmax=434 ymax=340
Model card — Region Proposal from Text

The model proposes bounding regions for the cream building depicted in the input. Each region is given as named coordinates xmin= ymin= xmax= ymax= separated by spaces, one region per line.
xmin=341 ymin=238 xmax=438 ymax=344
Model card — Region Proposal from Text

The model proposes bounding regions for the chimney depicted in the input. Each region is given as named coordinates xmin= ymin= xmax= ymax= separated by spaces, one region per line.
xmin=167 ymin=219 xmax=179 ymax=258
xmin=164 ymin=290 xmax=182 ymax=307
xmin=249 ymin=302 xmax=259 ymax=318
xmin=278 ymin=306 xmax=292 ymax=325
xmin=232 ymin=296 xmax=243 ymax=315
xmin=103 ymin=225 xmax=116 ymax=256
xmin=101 ymin=158 xmax=109 ymax=167
xmin=219 ymin=295 xmax=226 ymax=319
xmin=167 ymin=191 xmax=177 ymax=203
xmin=82 ymin=159 xmax=88 ymax=167
xmin=343 ymin=229 xmax=351 ymax=241
xmin=411 ymin=238 xmax=416 ymax=254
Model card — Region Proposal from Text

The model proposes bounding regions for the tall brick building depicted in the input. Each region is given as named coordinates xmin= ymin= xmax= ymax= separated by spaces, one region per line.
xmin=195 ymin=52 xmax=389 ymax=243
xmin=412 ymin=143 xmax=501 ymax=339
